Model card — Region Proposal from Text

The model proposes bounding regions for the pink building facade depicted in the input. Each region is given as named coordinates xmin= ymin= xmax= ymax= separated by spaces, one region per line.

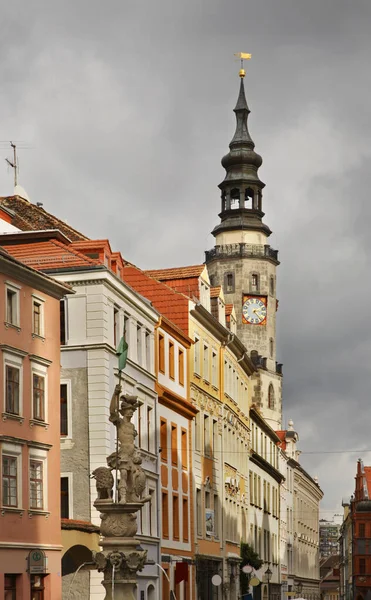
xmin=0 ymin=247 xmax=71 ymax=600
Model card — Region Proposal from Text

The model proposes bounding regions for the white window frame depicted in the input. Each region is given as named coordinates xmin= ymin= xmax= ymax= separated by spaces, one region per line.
xmin=194 ymin=335 xmax=200 ymax=375
xmin=203 ymin=343 xmax=209 ymax=383
xmin=3 ymin=350 xmax=24 ymax=417
xmin=60 ymin=379 xmax=73 ymax=441
xmin=30 ymin=361 xmax=49 ymax=424
xmin=29 ymin=447 xmax=48 ymax=512
xmin=143 ymin=479 xmax=157 ymax=537
xmin=60 ymin=472 xmax=74 ymax=519
xmin=1 ymin=442 xmax=23 ymax=509
xmin=5 ymin=281 xmax=21 ymax=328
xmin=31 ymin=294 xmax=45 ymax=338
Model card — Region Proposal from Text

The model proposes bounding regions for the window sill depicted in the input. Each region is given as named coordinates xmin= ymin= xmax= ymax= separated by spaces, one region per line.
xmin=193 ymin=372 xmax=201 ymax=379
xmin=30 ymin=419 xmax=49 ymax=430
xmin=4 ymin=321 xmax=21 ymax=332
xmin=28 ymin=510 xmax=50 ymax=518
xmin=31 ymin=333 xmax=45 ymax=342
xmin=1 ymin=506 xmax=24 ymax=516
xmin=2 ymin=412 xmax=24 ymax=424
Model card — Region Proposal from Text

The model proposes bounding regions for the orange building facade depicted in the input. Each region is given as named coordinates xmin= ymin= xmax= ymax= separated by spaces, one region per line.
xmin=0 ymin=248 xmax=71 ymax=600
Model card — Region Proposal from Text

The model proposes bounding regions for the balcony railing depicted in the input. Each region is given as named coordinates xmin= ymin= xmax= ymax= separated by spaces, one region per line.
xmin=205 ymin=243 xmax=279 ymax=262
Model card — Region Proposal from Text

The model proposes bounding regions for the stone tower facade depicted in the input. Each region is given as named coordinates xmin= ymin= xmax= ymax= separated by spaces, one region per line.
xmin=205 ymin=70 xmax=282 ymax=429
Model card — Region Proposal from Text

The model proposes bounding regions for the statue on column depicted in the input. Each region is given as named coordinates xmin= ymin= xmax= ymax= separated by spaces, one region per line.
xmin=91 ymin=334 xmax=148 ymax=600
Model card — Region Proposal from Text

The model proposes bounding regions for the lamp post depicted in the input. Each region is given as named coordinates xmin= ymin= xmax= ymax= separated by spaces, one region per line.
xmin=297 ymin=581 xmax=303 ymax=598
xmin=265 ymin=567 xmax=272 ymax=600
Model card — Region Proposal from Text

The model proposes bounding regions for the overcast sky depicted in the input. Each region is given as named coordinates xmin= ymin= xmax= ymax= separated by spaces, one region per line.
xmin=1 ymin=0 xmax=371 ymax=516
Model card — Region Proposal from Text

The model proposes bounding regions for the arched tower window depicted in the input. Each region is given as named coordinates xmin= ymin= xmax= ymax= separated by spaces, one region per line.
xmin=268 ymin=384 xmax=275 ymax=410
xmin=245 ymin=187 xmax=254 ymax=209
xmin=270 ymin=276 xmax=275 ymax=296
xmin=269 ymin=338 xmax=274 ymax=358
xmin=251 ymin=273 xmax=259 ymax=293
xmin=230 ymin=188 xmax=240 ymax=210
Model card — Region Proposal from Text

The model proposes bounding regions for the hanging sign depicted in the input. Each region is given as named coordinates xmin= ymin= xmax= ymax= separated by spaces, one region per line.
xmin=28 ymin=549 xmax=47 ymax=574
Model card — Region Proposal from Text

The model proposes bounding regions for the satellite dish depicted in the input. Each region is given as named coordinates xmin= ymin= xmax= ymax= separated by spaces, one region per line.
xmin=211 ymin=575 xmax=222 ymax=587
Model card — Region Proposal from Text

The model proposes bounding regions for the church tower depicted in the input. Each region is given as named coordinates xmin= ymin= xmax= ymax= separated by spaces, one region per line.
xmin=205 ymin=63 xmax=282 ymax=429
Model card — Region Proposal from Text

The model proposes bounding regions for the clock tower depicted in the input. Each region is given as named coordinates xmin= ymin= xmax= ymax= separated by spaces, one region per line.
xmin=205 ymin=64 xmax=282 ymax=429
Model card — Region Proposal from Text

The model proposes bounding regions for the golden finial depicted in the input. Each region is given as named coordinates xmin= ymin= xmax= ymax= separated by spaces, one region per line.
xmin=234 ymin=52 xmax=252 ymax=78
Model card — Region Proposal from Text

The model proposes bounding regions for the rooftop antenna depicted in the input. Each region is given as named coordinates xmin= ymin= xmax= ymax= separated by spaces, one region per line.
xmin=234 ymin=51 xmax=252 ymax=78
xmin=5 ymin=142 xmax=18 ymax=188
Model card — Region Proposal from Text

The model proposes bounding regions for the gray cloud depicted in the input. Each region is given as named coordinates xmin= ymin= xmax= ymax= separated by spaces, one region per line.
xmin=1 ymin=0 xmax=371 ymax=512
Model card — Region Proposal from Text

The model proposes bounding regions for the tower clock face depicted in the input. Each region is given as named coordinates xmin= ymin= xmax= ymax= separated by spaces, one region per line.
xmin=242 ymin=296 xmax=267 ymax=325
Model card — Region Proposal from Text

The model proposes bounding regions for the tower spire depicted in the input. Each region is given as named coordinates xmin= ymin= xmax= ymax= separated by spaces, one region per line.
xmin=211 ymin=55 xmax=270 ymax=239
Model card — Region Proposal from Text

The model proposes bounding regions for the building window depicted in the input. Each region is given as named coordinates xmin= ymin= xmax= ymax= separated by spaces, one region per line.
xmin=360 ymin=558 xmax=366 ymax=575
xmin=145 ymin=330 xmax=151 ymax=372
xmin=173 ymin=495 xmax=180 ymax=539
xmin=269 ymin=338 xmax=274 ymax=358
xmin=160 ymin=419 xmax=167 ymax=462
xmin=5 ymin=286 xmax=19 ymax=326
xmin=61 ymin=477 xmax=70 ymax=519
xmin=196 ymin=488 xmax=202 ymax=536
xmin=4 ymin=574 xmax=17 ymax=599
xmin=169 ymin=341 xmax=175 ymax=380
xmin=137 ymin=324 xmax=142 ymax=365
xmin=178 ymin=349 xmax=184 ymax=386
xmin=183 ymin=498 xmax=189 ymax=542
xmin=359 ymin=523 xmax=366 ymax=537
xmin=33 ymin=374 xmax=45 ymax=421
xmin=225 ymin=272 xmax=234 ymax=293
xmin=162 ymin=492 xmax=169 ymax=538
xmin=159 ymin=333 xmax=165 ymax=374
xmin=60 ymin=383 xmax=68 ymax=436
xmin=30 ymin=460 xmax=44 ymax=510
xmin=5 ymin=365 xmax=20 ymax=415
xmin=32 ymin=299 xmax=44 ymax=337
xmin=148 ymin=487 xmax=156 ymax=536
xmin=194 ymin=337 xmax=200 ymax=374
xmin=171 ymin=424 xmax=177 ymax=466
xmin=270 ymin=276 xmax=275 ymax=296
xmin=31 ymin=576 xmax=45 ymax=599
xmin=251 ymin=273 xmax=259 ymax=293
xmin=204 ymin=415 xmax=210 ymax=456
xmin=268 ymin=384 xmax=275 ymax=410
xmin=203 ymin=344 xmax=209 ymax=382
xmin=113 ymin=305 xmax=119 ymax=347
xmin=211 ymin=350 xmax=218 ymax=387
xmin=214 ymin=494 xmax=219 ymax=538
xmin=181 ymin=429 xmax=188 ymax=469
xmin=147 ymin=406 xmax=153 ymax=452
xmin=60 ymin=299 xmax=67 ymax=345
xmin=2 ymin=455 xmax=18 ymax=507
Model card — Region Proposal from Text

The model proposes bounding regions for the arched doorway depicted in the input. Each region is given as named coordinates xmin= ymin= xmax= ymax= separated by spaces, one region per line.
xmin=147 ymin=583 xmax=156 ymax=600
xmin=62 ymin=544 xmax=93 ymax=576
xmin=62 ymin=545 xmax=93 ymax=600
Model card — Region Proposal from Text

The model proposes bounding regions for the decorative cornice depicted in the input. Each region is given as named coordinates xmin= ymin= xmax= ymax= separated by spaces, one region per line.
xmin=250 ymin=451 xmax=284 ymax=484
xmin=157 ymin=384 xmax=198 ymax=419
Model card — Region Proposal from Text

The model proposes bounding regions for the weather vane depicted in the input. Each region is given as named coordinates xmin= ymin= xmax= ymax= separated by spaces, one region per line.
xmin=234 ymin=52 xmax=251 ymax=78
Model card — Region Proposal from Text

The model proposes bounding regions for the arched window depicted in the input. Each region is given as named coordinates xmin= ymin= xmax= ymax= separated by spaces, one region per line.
xmin=230 ymin=188 xmax=240 ymax=209
xmin=270 ymin=276 xmax=275 ymax=296
xmin=268 ymin=384 xmax=275 ymax=410
xmin=147 ymin=584 xmax=156 ymax=600
xmin=269 ymin=338 xmax=274 ymax=358
xmin=245 ymin=187 xmax=254 ymax=208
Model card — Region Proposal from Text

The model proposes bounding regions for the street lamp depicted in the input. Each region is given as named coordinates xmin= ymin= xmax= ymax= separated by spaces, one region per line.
xmin=297 ymin=582 xmax=303 ymax=597
xmin=265 ymin=567 xmax=272 ymax=600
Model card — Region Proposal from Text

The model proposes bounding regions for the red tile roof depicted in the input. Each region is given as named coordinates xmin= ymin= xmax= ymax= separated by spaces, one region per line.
xmin=276 ymin=430 xmax=287 ymax=450
xmin=0 ymin=195 xmax=88 ymax=242
xmin=225 ymin=303 xmax=234 ymax=316
xmin=210 ymin=286 xmax=222 ymax=299
xmin=2 ymin=239 xmax=99 ymax=271
xmin=145 ymin=265 xmax=205 ymax=280
xmin=122 ymin=265 xmax=189 ymax=334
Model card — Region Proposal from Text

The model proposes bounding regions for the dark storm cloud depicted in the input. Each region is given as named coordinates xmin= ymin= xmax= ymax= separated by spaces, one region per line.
xmin=1 ymin=0 xmax=371 ymax=512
